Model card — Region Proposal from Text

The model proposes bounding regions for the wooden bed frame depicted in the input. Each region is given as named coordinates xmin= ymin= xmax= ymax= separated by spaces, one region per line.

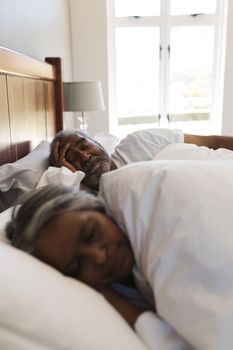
xmin=0 ymin=46 xmax=64 ymax=166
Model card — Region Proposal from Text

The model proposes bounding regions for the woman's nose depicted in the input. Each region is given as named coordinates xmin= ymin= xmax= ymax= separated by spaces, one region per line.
xmin=85 ymin=246 xmax=107 ymax=266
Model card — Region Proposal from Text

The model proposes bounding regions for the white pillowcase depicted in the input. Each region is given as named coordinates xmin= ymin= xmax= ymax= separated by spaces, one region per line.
xmin=94 ymin=132 xmax=119 ymax=155
xmin=0 ymin=206 xmax=12 ymax=243
xmin=0 ymin=140 xmax=50 ymax=193
xmin=99 ymin=159 xmax=233 ymax=350
xmin=0 ymin=209 xmax=147 ymax=350
xmin=0 ymin=188 xmax=21 ymax=212
xmin=36 ymin=166 xmax=85 ymax=190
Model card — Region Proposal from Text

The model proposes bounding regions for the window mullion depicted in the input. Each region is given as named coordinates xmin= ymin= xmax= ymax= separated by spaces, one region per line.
xmin=107 ymin=0 xmax=117 ymax=131
xmin=112 ymin=16 xmax=161 ymax=27
xmin=210 ymin=0 xmax=228 ymax=132
xmin=108 ymin=0 xmax=227 ymax=135
xmin=159 ymin=0 xmax=170 ymax=127
xmin=170 ymin=14 xmax=217 ymax=26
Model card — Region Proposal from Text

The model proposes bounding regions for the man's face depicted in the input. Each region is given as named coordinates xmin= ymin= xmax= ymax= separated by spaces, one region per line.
xmin=60 ymin=134 xmax=112 ymax=191
xmin=35 ymin=210 xmax=135 ymax=287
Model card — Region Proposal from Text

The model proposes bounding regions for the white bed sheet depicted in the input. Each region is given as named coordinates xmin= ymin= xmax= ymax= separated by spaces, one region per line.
xmin=99 ymin=159 xmax=233 ymax=350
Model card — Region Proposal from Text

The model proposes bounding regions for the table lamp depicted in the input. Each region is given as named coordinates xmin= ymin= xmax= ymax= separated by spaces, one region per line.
xmin=63 ymin=81 xmax=105 ymax=132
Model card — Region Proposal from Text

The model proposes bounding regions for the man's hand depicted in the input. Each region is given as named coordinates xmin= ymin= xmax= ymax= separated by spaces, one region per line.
xmin=50 ymin=142 xmax=77 ymax=172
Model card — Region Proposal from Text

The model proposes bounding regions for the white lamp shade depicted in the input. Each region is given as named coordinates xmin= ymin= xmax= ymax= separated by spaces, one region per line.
xmin=64 ymin=81 xmax=105 ymax=112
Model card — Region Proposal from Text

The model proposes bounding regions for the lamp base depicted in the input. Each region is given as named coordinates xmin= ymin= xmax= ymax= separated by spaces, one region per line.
xmin=78 ymin=112 xmax=89 ymax=132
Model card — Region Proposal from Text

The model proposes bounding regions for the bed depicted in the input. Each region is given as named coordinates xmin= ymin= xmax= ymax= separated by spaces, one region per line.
xmin=0 ymin=46 xmax=147 ymax=350
xmin=0 ymin=46 xmax=64 ymax=212
xmin=1 ymin=46 xmax=233 ymax=350
xmin=0 ymin=46 xmax=63 ymax=164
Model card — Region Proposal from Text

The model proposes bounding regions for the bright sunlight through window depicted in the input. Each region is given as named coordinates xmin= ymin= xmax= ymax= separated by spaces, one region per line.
xmin=108 ymin=0 xmax=227 ymax=137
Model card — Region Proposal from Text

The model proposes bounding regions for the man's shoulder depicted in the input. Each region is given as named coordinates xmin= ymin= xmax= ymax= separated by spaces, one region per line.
xmin=121 ymin=128 xmax=183 ymax=142
xmin=126 ymin=128 xmax=162 ymax=138
xmin=118 ymin=129 xmax=162 ymax=144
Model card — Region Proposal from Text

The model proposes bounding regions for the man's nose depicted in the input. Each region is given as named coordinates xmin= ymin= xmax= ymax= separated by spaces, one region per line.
xmin=71 ymin=145 xmax=90 ymax=162
xmin=81 ymin=151 xmax=91 ymax=162
xmin=75 ymin=148 xmax=90 ymax=161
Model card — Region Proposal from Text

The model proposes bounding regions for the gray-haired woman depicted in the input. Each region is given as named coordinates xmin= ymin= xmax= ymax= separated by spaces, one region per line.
xmin=6 ymin=184 xmax=142 ymax=327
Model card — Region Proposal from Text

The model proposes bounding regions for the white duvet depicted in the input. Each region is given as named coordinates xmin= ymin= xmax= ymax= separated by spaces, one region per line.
xmin=99 ymin=159 xmax=233 ymax=350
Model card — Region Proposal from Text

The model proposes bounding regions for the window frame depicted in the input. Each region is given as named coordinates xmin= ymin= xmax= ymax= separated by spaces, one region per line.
xmin=107 ymin=0 xmax=228 ymax=135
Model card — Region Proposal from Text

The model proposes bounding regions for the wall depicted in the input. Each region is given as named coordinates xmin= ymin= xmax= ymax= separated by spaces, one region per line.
xmin=0 ymin=0 xmax=74 ymax=128
xmin=69 ymin=0 xmax=109 ymax=135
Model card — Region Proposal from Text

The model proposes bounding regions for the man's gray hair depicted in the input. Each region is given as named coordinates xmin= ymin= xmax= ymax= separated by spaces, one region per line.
xmin=6 ymin=184 xmax=106 ymax=254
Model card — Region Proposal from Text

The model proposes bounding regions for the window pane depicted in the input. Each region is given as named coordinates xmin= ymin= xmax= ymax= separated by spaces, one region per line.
xmin=115 ymin=27 xmax=160 ymax=127
xmin=114 ymin=0 xmax=160 ymax=17
xmin=171 ymin=0 xmax=217 ymax=15
xmin=169 ymin=26 xmax=215 ymax=125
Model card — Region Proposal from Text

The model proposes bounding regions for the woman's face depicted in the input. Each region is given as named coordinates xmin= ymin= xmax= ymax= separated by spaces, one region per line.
xmin=34 ymin=210 xmax=135 ymax=287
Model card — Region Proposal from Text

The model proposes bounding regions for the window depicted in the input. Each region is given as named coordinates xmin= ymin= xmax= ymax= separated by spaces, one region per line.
xmin=108 ymin=0 xmax=228 ymax=136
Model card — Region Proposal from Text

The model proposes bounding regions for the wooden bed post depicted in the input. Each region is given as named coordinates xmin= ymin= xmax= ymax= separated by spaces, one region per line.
xmin=45 ymin=57 xmax=64 ymax=132
xmin=0 ymin=46 xmax=64 ymax=163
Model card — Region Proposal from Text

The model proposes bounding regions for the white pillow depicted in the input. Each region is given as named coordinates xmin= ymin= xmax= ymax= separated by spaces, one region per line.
xmin=94 ymin=132 xmax=119 ymax=155
xmin=99 ymin=159 xmax=233 ymax=350
xmin=0 ymin=209 xmax=147 ymax=350
xmin=0 ymin=206 xmax=12 ymax=243
xmin=0 ymin=188 xmax=22 ymax=212
xmin=36 ymin=166 xmax=85 ymax=190
xmin=0 ymin=140 xmax=50 ymax=193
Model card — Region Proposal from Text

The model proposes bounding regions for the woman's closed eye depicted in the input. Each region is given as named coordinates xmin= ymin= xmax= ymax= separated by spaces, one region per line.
xmin=82 ymin=228 xmax=96 ymax=244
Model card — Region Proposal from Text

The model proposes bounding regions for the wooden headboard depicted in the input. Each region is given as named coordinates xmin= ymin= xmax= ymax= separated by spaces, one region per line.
xmin=0 ymin=46 xmax=64 ymax=165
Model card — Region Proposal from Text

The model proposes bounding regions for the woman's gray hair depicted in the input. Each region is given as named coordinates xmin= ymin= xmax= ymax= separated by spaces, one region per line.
xmin=6 ymin=184 xmax=106 ymax=254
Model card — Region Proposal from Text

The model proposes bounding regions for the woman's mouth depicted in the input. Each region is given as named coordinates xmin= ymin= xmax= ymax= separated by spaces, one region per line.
xmin=107 ymin=242 xmax=130 ymax=280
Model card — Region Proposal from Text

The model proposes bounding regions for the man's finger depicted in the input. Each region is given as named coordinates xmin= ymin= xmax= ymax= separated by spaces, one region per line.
xmin=60 ymin=142 xmax=71 ymax=158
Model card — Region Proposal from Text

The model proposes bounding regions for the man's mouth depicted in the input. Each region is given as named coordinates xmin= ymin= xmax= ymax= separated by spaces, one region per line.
xmin=83 ymin=156 xmax=102 ymax=174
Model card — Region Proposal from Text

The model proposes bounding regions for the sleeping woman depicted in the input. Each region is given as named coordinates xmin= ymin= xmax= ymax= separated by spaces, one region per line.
xmin=6 ymin=185 xmax=145 ymax=322
xmin=6 ymin=183 xmax=188 ymax=349
xmin=6 ymin=157 xmax=233 ymax=349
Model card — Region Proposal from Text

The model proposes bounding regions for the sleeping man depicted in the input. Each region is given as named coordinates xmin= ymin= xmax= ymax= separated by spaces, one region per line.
xmin=49 ymin=128 xmax=233 ymax=192
xmin=6 ymin=156 xmax=233 ymax=349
